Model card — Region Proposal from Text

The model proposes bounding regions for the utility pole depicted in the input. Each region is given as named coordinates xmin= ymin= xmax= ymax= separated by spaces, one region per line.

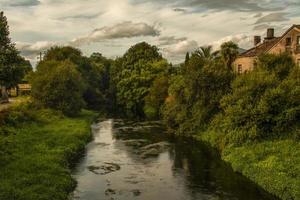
xmin=37 ymin=51 xmax=46 ymax=62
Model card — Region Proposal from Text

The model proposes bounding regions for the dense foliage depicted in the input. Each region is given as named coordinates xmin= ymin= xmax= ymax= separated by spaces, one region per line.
xmin=210 ymin=53 xmax=299 ymax=146
xmin=42 ymin=47 xmax=112 ymax=111
xmin=111 ymin=42 xmax=170 ymax=118
xmin=0 ymin=12 xmax=32 ymax=101
xmin=162 ymin=48 xmax=235 ymax=135
xmin=31 ymin=60 xmax=85 ymax=116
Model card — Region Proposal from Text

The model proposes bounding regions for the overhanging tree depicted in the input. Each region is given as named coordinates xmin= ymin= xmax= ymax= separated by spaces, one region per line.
xmin=0 ymin=12 xmax=29 ymax=102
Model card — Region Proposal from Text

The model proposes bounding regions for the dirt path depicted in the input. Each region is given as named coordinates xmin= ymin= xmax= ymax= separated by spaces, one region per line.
xmin=0 ymin=98 xmax=18 ymax=112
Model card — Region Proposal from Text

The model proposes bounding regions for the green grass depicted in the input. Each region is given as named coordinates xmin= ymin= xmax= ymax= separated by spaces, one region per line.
xmin=222 ymin=140 xmax=300 ymax=200
xmin=196 ymin=131 xmax=300 ymax=200
xmin=0 ymin=105 xmax=97 ymax=200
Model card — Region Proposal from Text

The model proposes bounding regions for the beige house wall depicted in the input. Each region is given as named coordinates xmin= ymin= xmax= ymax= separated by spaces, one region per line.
xmin=234 ymin=57 xmax=256 ymax=73
xmin=269 ymin=28 xmax=300 ymax=56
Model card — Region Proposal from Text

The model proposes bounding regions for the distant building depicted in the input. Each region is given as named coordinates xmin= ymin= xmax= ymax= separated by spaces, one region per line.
xmin=8 ymin=84 xmax=31 ymax=97
xmin=234 ymin=25 xmax=300 ymax=73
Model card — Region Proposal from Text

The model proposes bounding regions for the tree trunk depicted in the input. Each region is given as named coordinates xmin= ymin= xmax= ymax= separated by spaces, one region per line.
xmin=1 ymin=85 xmax=9 ymax=103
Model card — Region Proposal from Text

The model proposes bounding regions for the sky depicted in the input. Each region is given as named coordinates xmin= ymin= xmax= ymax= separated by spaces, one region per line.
xmin=1 ymin=0 xmax=300 ymax=65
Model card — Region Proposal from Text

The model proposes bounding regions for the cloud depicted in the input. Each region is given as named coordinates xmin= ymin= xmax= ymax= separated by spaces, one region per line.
xmin=210 ymin=34 xmax=252 ymax=50
xmin=70 ymin=21 xmax=160 ymax=46
xmin=58 ymin=13 xmax=102 ymax=20
xmin=255 ymin=12 xmax=288 ymax=24
xmin=173 ymin=8 xmax=186 ymax=12
xmin=1 ymin=0 xmax=40 ymax=7
xmin=16 ymin=41 xmax=59 ymax=57
xmin=130 ymin=0 xmax=285 ymax=12
xmin=163 ymin=40 xmax=198 ymax=57
xmin=158 ymin=36 xmax=187 ymax=46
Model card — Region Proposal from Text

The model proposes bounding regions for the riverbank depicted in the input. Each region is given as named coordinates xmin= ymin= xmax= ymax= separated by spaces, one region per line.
xmin=196 ymin=132 xmax=300 ymax=200
xmin=0 ymin=103 xmax=97 ymax=200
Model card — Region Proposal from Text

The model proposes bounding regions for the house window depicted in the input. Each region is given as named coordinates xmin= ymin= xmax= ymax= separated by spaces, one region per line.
xmin=237 ymin=65 xmax=242 ymax=74
xmin=253 ymin=61 xmax=258 ymax=69
xmin=286 ymin=37 xmax=292 ymax=46
xmin=297 ymin=36 xmax=300 ymax=53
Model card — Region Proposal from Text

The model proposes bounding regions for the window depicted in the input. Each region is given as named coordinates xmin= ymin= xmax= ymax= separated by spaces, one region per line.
xmin=286 ymin=37 xmax=292 ymax=46
xmin=238 ymin=65 xmax=242 ymax=74
xmin=253 ymin=61 xmax=258 ymax=69
xmin=297 ymin=36 xmax=300 ymax=45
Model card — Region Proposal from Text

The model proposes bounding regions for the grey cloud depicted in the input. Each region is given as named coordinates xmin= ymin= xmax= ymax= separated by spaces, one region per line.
xmin=254 ymin=13 xmax=263 ymax=18
xmin=158 ymin=36 xmax=187 ymax=46
xmin=255 ymin=13 xmax=288 ymax=24
xmin=130 ymin=0 xmax=284 ymax=12
xmin=1 ymin=0 xmax=40 ymax=7
xmin=173 ymin=8 xmax=186 ymax=12
xmin=70 ymin=21 xmax=160 ymax=46
xmin=16 ymin=41 xmax=59 ymax=58
xmin=58 ymin=13 xmax=102 ymax=20
xmin=253 ymin=24 xmax=271 ymax=31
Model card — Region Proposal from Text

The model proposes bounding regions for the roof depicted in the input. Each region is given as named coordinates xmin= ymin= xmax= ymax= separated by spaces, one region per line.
xmin=239 ymin=24 xmax=300 ymax=58
xmin=239 ymin=37 xmax=281 ymax=57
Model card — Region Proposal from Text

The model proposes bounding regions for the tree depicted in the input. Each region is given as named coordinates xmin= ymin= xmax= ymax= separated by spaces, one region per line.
xmin=162 ymin=48 xmax=234 ymax=135
xmin=220 ymin=41 xmax=239 ymax=70
xmin=185 ymin=52 xmax=190 ymax=65
xmin=195 ymin=46 xmax=219 ymax=63
xmin=43 ymin=47 xmax=112 ymax=110
xmin=0 ymin=12 xmax=28 ymax=102
xmin=210 ymin=54 xmax=300 ymax=145
xmin=31 ymin=60 xmax=85 ymax=116
xmin=112 ymin=42 xmax=168 ymax=118
xmin=144 ymin=75 xmax=169 ymax=119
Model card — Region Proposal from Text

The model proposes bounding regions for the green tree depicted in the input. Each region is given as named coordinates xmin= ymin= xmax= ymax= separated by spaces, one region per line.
xmin=211 ymin=54 xmax=299 ymax=145
xmin=31 ymin=60 xmax=85 ymax=116
xmin=144 ymin=75 xmax=169 ymax=119
xmin=185 ymin=52 xmax=190 ymax=65
xmin=43 ymin=47 xmax=111 ymax=110
xmin=220 ymin=41 xmax=239 ymax=70
xmin=0 ymin=12 xmax=28 ymax=102
xmin=112 ymin=42 xmax=168 ymax=118
xmin=162 ymin=50 xmax=234 ymax=135
xmin=195 ymin=46 xmax=218 ymax=63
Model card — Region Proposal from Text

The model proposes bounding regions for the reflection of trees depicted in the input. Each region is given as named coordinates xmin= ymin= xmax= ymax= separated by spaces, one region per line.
xmin=170 ymin=139 xmax=275 ymax=200
xmin=109 ymin=121 xmax=275 ymax=200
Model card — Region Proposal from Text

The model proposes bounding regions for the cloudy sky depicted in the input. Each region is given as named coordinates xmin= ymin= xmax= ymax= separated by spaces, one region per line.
xmin=1 ymin=0 xmax=300 ymax=65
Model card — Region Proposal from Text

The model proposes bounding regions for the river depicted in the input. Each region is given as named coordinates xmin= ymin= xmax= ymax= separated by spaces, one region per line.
xmin=71 ymin=119 xmax=276 ymax=200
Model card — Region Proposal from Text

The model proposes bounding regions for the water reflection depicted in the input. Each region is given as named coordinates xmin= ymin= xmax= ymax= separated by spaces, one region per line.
xmin=72 ymin=119 xmax=276 ymax=200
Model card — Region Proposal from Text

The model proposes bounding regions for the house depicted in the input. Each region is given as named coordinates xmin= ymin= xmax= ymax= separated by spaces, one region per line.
xmin=8 ymin=84 xmax=31 ymax=97
xmin=234 ymin=25 xmax=300 ymax=73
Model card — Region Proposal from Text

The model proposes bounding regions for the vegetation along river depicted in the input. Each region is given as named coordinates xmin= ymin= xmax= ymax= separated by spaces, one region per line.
xmin=72 ymin=119 xmax=277 ymax=200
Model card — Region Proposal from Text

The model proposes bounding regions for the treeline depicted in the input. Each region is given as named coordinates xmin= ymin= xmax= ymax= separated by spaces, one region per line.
xmin=1 ymin=10 xmax=299 ymax=147
xmin=163 ymin=51 xmax=299 ymax=148
xmin=30 ymin=47 xmax=112 ymax=116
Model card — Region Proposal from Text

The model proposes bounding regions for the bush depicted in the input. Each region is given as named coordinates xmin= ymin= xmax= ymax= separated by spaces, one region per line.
xmin=210 ymin=56 xmax=300 ymax=145
xmin=144 ymin=76 xmax=169 ymax=119
xmin=31 ymin=60 xmax=85 ymax=116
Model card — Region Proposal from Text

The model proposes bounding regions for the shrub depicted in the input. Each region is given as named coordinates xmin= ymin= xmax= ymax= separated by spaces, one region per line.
xmin=31 ymin=60 xmax=85 ymax=116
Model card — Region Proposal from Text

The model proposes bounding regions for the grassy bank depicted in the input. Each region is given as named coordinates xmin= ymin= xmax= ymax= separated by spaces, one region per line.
xmin=0 ymin=103 xmax=97 ymax=200
xmin=197 ymin=133 xmax=300 ymax=200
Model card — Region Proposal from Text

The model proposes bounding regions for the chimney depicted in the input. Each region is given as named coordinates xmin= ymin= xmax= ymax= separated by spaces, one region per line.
xmin=266 ymin=28 xmax=275 ymax=39
xmin=254 ymin=36 xmax=261 ymax=46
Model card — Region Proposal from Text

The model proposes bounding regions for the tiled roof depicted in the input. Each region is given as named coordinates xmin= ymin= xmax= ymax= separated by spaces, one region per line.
xmin=239 ymin=37 xmax=281 ymax=57
xmin=239 ymin=24 xmax=300 ymax=58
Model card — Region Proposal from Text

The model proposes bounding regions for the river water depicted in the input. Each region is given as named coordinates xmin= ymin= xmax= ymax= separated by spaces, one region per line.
xmin=72 ymin=119 xmax=276 ymax=200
